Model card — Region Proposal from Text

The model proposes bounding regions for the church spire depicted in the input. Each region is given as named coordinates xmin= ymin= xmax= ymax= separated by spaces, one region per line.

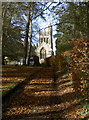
xmin=48 ymin=22 xmax=52 ymax=27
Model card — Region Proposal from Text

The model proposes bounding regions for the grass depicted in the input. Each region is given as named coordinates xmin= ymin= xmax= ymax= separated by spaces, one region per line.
xmin=2 ymin=82 xmax=18 ymax=97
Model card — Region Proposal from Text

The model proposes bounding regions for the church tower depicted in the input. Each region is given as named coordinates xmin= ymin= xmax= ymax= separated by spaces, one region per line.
xmin=35 ymin=23 xmax=54 ymax=64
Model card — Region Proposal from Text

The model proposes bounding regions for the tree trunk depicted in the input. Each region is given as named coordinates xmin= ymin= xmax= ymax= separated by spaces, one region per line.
xmin=86 ymin=2 xmax=89 ymax=40
xmin=27 ymin=3 xmax=34 ymax=66
xmin=23 ymin=4 xmax=30 ymax=65
xmin=2 ymin=56 xmax=5 ymax=65
xmin=27 ymin=19 xmax=32 ymax=66
xmin=2 ymin=3 xmax=7 ymax=65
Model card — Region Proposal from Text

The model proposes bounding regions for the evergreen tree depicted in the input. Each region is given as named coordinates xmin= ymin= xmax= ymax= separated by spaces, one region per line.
xmin=54 ymin=2 xmax=89 ymax=54
xmin=2 ymin=2 xmax=25 ymax=64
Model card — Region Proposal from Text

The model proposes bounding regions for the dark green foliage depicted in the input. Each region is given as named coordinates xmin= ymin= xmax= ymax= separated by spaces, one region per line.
xmin=55 ymin=2 xmax=89 ymax=54
xmin=2 ymin=2 xmax=25 ymax=63
xmin=56 ymin=39 xmax=73 ymax=54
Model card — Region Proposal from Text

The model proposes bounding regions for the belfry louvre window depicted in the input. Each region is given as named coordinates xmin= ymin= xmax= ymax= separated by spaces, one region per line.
xmin=41 ymin=38 xmax=43 ymax=43
xmin=46 ymin=38 xmax=48 ymax=43
xmin=40 ymin=48 xmax=46 ymax=59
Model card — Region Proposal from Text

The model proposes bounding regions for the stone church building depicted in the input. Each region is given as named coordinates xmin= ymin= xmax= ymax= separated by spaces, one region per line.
xmin=35 ymin=23 xmax=54 ymax=64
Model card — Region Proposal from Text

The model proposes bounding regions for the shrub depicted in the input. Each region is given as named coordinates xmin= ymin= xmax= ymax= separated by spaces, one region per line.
xmin=32 ymin=55 xmax=40 ymax=66
xmin=44 ymin=54 xmax=68 ymax=74
xmin=70 ymin=38 xmax=89 ymax=95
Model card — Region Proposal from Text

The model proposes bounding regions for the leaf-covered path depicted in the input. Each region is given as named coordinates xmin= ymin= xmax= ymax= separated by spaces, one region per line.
xmin=2 ymin=68 xmax=83 ymax=120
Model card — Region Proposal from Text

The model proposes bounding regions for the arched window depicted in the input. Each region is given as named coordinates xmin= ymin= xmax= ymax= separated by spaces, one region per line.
xmin=40 ymin=48 xmax=46 ymax=59
xmin=40 ymin=38 xmax=43 ymax=43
